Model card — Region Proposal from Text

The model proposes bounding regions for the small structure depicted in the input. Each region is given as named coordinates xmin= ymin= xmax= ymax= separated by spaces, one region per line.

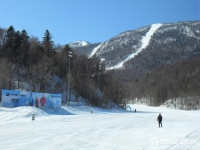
xmin=32 ymin=114 xmax=35 ymax=121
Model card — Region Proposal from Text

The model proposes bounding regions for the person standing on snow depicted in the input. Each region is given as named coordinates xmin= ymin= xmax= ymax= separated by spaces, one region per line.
xmin=35 ymin=97 xmax=39 ymax=108
xmin=40 ymin=94 xmax=46 ymax=108
xmin=157 ymin=113 xmax=162 ymax=127
xmin=29 ymin=92 xmax=33 ymax=106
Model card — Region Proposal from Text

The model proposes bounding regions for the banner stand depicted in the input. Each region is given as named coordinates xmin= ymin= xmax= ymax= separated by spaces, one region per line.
xmin=1 ymin=89 xmax=62 ymax=109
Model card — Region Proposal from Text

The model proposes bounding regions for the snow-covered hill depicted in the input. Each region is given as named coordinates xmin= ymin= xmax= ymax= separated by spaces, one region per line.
xmin=0 ymin=105 xmax=199 ymax=150
xmin=69 ymin=21 xmax=200 ymax=81
xmin=106 ymin=23 xmax=162 ymax=70
xmin=69 ymin=41 xmax=91 ymax=48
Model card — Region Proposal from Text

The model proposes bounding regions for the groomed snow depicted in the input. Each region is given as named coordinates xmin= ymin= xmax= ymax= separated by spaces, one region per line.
xmin=88 ymin=44 xmax=102 ymax=58
xmin=0 ymin=104 xmax=199 ymax=150
xmin=106 ymin=24 xmax=162 ymax=70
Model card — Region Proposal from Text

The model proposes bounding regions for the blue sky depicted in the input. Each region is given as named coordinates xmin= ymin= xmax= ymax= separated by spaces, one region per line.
xmin=0 ymin=0 xmax=199 ymax=45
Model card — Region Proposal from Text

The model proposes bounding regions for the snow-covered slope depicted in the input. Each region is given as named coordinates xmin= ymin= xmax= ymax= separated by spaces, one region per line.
xmin=107 ymin=24 xmax=162 ymax=70
xmin=0 ymin=105 xmax=199 ymax=150
xmin=70 ymin=21 xmax=200 ymax=80
xmin=88 ymin=26 xmax=150 ymax=60
xmin=69 ymin=41 xmax=91 ymax=48
xmin=88 ymin=43 xmax=102 ymax=58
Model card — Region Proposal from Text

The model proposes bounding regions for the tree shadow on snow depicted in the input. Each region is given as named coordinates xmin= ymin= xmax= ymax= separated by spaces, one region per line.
xmin=41 ymin=108 xmax=75 ymax=115
xmin=133 ymin=111 xmax=159 ymax=114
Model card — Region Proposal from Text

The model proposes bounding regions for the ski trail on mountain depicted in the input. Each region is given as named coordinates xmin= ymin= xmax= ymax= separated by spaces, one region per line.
xmin=89 ymin=44 xmax=102 ymax=58
xmin=106 ymin=23 xmax=162 ymax=70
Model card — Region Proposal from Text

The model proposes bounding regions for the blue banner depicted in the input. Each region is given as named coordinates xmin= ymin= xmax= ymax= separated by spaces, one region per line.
xmin=2 ymin=89 xmax=62 ymax=108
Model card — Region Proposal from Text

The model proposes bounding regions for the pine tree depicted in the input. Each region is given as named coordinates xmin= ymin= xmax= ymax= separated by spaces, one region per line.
xmin=0 ymin=27 xmax=6 ymax=55
xmin=42 ymin=29 xmax=54 ymax=55
xmin=14 ymin=31 xmax=22 ymax=58
xmin=3 ymin=26 xmax=15 ymax=59
xmin=20 ymin=30 xmax=30 ymax=65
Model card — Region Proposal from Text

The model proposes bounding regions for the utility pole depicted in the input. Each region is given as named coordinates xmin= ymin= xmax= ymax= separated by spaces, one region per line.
xmin=98 ymin=64 xmax=101 ymax=90
xmin=67 ymin=50 xmax=72 ymax=106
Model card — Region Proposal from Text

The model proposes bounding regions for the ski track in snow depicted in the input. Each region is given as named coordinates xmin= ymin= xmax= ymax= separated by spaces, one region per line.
xmin=89 ymin=44 xmax=102 ymax=58
xmin=106 ymin=23 xmax=162 ymax=70
xmin=0 ymin=105 xmax=200 ymax=150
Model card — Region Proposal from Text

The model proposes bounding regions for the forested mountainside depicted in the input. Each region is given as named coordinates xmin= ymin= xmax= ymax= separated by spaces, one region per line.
xmin=69 ymin=21 xmax=200 ymax=108
xmin=127 ymin=53 xmax=200 ymax=107
xmin=116 ymin=21 xmax=200 ymax=81
xmin=71 ymin=21 xmax=200 ymax=81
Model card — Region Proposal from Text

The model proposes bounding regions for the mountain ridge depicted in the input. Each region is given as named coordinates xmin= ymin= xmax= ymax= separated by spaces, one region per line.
xmin=69 ymin=20 xmax=200 ymax=81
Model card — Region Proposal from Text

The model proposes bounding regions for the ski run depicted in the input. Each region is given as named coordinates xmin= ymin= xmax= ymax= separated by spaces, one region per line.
xmin=0 ymin=104 xmax=199 ymax=150
xmin=107 ymin=23 xmax=162 ymax=70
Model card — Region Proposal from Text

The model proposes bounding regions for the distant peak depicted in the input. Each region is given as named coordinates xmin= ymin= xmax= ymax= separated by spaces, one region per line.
xmin=69 ymin=41 xmax=91 ymax=48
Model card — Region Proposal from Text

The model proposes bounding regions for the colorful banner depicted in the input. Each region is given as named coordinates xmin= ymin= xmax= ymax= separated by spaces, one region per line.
xmin=2 ymin=89 xmax=62 ymax=108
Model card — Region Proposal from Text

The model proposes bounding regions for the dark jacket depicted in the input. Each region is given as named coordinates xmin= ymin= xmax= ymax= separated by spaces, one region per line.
xmin=157 ymin=114 xmax=162 ymax=122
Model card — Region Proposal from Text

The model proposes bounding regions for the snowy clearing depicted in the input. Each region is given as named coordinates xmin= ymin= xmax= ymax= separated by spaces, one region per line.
xmin=0 ymin=104 xmax=200 ymax=150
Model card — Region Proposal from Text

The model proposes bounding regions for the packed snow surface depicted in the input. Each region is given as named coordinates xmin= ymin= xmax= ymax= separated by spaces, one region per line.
xmin=0 ymin=104 xmax=200 ymax=150
xmin=107 ymin=24 xmax=162 ymax=70
xmin=89 ymin=44 xmax=102 ymax=58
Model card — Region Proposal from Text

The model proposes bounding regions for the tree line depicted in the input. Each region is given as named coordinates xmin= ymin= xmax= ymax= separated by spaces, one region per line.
xmin=0 ymin=25 xmax=126 ymax=108
xmin=126 ymin=53 xmax=200 ymax=109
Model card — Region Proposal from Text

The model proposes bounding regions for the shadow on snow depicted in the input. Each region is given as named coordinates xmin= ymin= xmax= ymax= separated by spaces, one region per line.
xmin=41 ymin=108 xmax=75 ymax=115
xmin=131 ymin=110 xmax=159 ymax=114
